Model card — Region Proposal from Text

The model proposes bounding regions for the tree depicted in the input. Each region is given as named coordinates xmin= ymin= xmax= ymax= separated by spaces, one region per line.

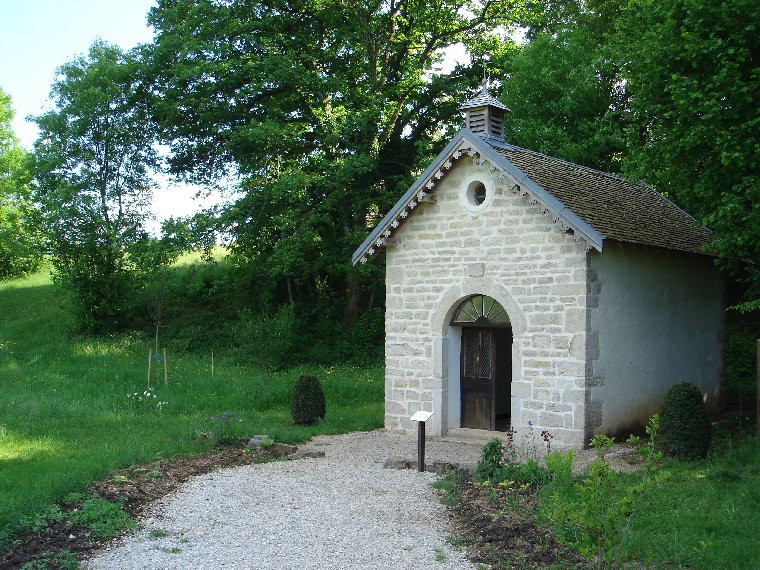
xmin=498 ymin=0 xmax=759 ymax=304
xmin=616 ymin=0 xmax=760 ymax=302
xmin=33 ymin=41 xmax=162 ymax=332
xmin=500 ymin=0 xmax=628 ymax=172
xmin=145 ymin=0 xmax=526 ymax=325
xmin=0 ymin=87 xmax=42 ymax=278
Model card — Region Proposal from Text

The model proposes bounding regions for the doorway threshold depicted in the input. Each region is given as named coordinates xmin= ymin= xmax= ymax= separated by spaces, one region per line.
xmin=440 ymin=427 xmax=512 ymax=445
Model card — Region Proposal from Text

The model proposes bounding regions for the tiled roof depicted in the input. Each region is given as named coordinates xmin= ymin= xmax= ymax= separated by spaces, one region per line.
xmin=459 ymin=92 xmax=510 ymax=111
xmin=351 ymin=129 xmax=714 ymax=265
xmin=493 ymin=144 xmax=713 ymax=255
xmin=459 ymin=84 xmax=510 ymax=111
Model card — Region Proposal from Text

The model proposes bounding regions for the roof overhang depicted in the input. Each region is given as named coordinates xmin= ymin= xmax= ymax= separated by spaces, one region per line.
xmin=351 ymin=129 xmax=605 ymax=266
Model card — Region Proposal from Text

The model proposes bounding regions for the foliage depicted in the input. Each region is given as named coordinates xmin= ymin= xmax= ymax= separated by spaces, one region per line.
xmin=542 ymin=419 xmax=670 ymax=568
xmin=620 ymin=435 xmax=760 ymax=568
xmin=66 ymin=498 xmax=136 ymax=539
xmin=626 ymin=414 xmax=665 ymax=475
xmin=545 ymin=449 xmax=575 ymax=490
xmin=431 ymin=468 xmax=468 ymax=507
xmin=31 ymin=41 xmax=167 ymax=333
xmin=208 ymin=411 xmax=240 ymax=446
xmin=0 ymin=87 xmax=42 ymax=278
xmin=498 ymin=458 xmax=551 ymax=487
xmin=19 ymin=549 xmax=78 ymax=570
xmin=234 ymin=306 xmax=300 ymax=370
xmin=475 ymin=437 xmax=505 ymax=482
xmin=500 ymin=0 xmax=760 ymax=304
xmin=127 ymin=251 xmax=384 ymax=368
xmin=660 ymin=382 xmax=712 ymax=459
xmin=474 ymin=433 xmax=552 ymax=487
xmin=723 ymin=329 xmax=757 ymax=405
xmin=616 ymin=0 xmax=760 ymax=298
xmin=291 ymin=373 xmax=327 ymax=426
xmin=143 ymin=0 xmax=528 ymax=328
xmin=500 ymin=3 xmax=627 ymax=172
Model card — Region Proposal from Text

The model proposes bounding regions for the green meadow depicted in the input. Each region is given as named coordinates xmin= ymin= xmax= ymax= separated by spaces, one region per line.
xmin=0 ymin=269 xmax=383 ymax=542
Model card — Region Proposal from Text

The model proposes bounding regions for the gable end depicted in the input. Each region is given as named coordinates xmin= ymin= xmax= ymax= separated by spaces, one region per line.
xmin=351 ymin=130 xmax=604 ymax=265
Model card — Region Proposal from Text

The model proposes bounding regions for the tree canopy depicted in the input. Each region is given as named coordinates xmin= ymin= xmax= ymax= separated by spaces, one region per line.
xmin=0 ymin=87 xmax=41 ymax=279
xmin=617 ymin=0 xmax=760 ymax=300
xmin=32 ymin=41 xmax=164 ymax=332
xmin=20 ymin=0 xmax=760 ymax=339
xmin=501 ymin=0 xmax=759 ymax=303
xmin=145 ymin=0 xmax=526 ymax=323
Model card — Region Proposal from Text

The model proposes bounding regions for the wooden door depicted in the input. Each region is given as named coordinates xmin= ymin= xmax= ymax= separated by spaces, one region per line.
xmin=461 ymin=327 xmax=495 ymax=430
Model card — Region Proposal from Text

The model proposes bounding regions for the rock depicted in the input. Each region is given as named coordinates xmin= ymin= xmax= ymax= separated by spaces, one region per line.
xmin=245 ymin=435 xmax=272 ymax=450
xmin=383 ymin=457 xmax=416 ymax=470
xmin=267 ymin=443 xmax=298 ymax=456
xmin=383 ymin=457 xmax=464 ymax=474
xmin=292 ymin=450 xmax=326 ymax=460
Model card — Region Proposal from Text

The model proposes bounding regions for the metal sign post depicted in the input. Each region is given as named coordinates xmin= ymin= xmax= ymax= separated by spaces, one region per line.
xmin=410 ymin=411 xmax=434 ymax=472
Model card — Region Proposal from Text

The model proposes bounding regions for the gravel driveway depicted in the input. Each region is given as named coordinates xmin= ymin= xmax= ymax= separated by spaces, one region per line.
xmin=83 ymin=431 xmax=483 ymax=570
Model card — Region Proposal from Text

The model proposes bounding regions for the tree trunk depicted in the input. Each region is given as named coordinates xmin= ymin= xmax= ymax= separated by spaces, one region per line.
xmin=342 ymin=270 xmax=363 ymax=327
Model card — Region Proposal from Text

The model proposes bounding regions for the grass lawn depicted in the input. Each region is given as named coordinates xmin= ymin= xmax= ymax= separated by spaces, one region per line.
xmin=0 ymin=270 xmax=384 ymax=544
xmin=620 ymin=436 xmax=760 ymax=568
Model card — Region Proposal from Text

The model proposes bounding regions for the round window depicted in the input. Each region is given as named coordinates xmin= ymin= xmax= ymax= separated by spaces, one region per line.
xmin=464 ymin=180 xmax=491 ymax=211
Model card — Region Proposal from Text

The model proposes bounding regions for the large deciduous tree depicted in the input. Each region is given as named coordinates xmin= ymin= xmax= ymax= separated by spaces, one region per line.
xmin=501 ymin=0 xmax=759 ymax=304
xmin=500 ymin=0 xmax=628 ymax=172
xmin=145 ymin=0 xmax=525 ymax=325
xmin=33 ymin=41 xmax=161 ymax=332
xmin=0 ymin=87 xmax=42 ymax=278
xmin=617 ymin=0 xmax=760 ymax=302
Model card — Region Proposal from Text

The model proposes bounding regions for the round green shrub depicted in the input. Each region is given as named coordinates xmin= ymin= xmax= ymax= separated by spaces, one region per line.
xmin=291 ymin=373 xmax=326 ymax=425
xmin=660 ymin=382 xmax=711 ymax=460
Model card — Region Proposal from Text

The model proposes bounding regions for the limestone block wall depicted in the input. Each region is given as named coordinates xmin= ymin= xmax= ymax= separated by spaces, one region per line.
xmin=384 ymin=155 xmax=590 ymax=449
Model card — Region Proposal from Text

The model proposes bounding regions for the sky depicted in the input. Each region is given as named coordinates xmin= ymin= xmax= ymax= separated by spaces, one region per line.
xmin=0 ymin=0 xmax=228 ymax=232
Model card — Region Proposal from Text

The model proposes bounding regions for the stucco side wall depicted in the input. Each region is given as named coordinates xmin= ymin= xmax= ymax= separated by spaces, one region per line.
xmin=384 ymin=156 xmax=590 ymax=449
xmin=587 ymin=242 xmax=724 ymax=436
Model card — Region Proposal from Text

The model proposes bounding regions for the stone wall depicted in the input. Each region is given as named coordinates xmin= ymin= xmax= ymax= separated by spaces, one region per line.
xmin=384 ymin=153 xmax=590 ymax=449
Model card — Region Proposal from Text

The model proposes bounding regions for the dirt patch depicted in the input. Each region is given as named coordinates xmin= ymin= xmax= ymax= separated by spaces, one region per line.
xmin=442 ymin=477 xmax=589 ymax=569
xmin=0 ymin=443 xmax=296 ymax=570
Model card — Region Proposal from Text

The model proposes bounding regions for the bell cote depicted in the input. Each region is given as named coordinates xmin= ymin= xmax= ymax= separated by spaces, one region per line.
xmin=459 ymin=81 xmax=510 ymax=143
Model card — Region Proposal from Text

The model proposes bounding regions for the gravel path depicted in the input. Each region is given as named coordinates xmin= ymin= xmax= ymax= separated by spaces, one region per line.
xmin=83 ymin=431 xmax=482 ymax=570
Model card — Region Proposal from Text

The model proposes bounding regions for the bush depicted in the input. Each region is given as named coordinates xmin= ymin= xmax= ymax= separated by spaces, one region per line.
xmin=290 ymin=373 xmax=326 ymax=425
xmin=475 ymin=437 xmax=504 ymax=482
xmin=660 ymin=382 xmax=711 ymax=460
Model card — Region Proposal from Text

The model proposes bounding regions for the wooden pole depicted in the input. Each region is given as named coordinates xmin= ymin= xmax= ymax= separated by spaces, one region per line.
xmin=147 ymin=349 xmax=152 ymax=390
xmin=756 ymin=340 xmax=759 ymax=443
xmin=163 ymin=348 xmax=168 ymax=386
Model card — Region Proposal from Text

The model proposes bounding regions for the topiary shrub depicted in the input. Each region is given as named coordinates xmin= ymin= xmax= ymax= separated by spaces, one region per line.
xmin=291 ymin=373 xmax=326 ymax=425
xmin=660 ymin=382 xmax=711 ymax=460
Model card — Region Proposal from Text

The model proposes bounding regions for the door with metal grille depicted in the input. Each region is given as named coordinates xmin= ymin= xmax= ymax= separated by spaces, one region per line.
xmin=460 ymin=327 xmax=496 ymax=430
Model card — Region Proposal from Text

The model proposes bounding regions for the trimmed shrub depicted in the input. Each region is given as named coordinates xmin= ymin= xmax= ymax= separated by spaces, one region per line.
xmin=291 ymin=373 xmax=326 ymax=425
xmin=660 ymin=382 xmax=711 ymax=459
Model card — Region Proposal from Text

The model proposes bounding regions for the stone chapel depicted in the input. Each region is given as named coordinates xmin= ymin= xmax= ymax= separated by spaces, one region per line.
xmin=352 ymin=85 xmax=724 ymax=449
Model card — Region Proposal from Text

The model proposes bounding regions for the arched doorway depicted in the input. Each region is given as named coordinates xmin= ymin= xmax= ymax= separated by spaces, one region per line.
xmin=451 ymin=295 xmax=513 ymax=430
